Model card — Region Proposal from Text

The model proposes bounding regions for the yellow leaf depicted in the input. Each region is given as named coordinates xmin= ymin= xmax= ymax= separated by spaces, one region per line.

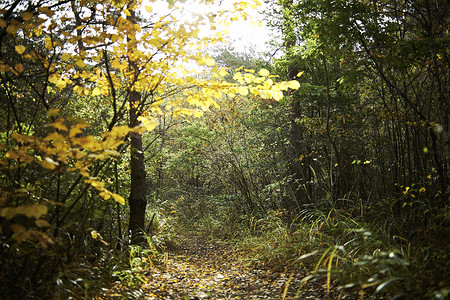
xmin=140 ymin=118 xmax=158 ymax=131
xmin=259 ymin=68 xmax=270 ymax=77
xmin=73 ymin=85 xmax=91 ymax=96
xmin=48 ymin=73 xmax=59 ymax=83
xmin=35 ymin=219 xmax=51 ymax=227
xmin=79 ymin=168 xmax=90 ymax=177
xmin=11 ymin=224 xmax=26 ymax=233
xmin=41 ymin=157 xmax=58 ymax=170
xmin=233 ymin=72 xmax=242 ymax=81
xmin=47 ymin=108 xmax=60 ymax=117
xmin=263 ymin=78 xmax=273 ymax=88
xmin=14 ymin=63 xmax=24 ymax=73
xmin=17 ymin=150 xmax=33 ymax=163
xmin=69 ymin=122 xmax=88 ymax=138
xmin=219 ymin=69 xmax=229 ymax=77
xmin=38 ymin=6 xmax=54 ymax=17
xmin=43 ymin=132 xmax=65 ymax=143
xmin=6 ymin=24 xmax=19 ymax=34
xmin=15 ymin=45 xmax=26 ymax=54
xmin=112 ymin=193 xmax=125 ymax=205
xmin=403 ymin=187 xmax=410 ymax=195
xmin=22 ymin=204 xmax=48 ymax=219
xmin=273 ymin=91 xmax=284 ymax=101
xmin=145 ymin=6 xmax=152 ymax=13
xmin=33 ymin=231 xmax=54 ymax=248
xmin=76 ymin=60 xmax=86 ymax=68
xmin=0 ymin=207 xmax=14 ymax=220
xmin=244 ymin=73 xmax=254 ymax=83
xmin=296 ymin=71 xmax=304 ymax=77
xmin=61 ymin=53 xmax=71 ymax=61
xmin=22 ymin=12 xmax=34 ymax=21
xmin=72 ymin=135 xmax=95 ymax=147
xmin=99 ymin=192 xmax=111 ymax=200
xmin=0 ymin=63 xmax=10 ymax=72
xmin=259 ymin=90 xmax=274 ymax=99
xmin=49 ymin=119 xmax=68 ymax=131
xmin=109 ymin=125 xmax=132 ymax=138
xmin=287 ymin=80 xmax=300 ymax=89
xmin=193 ymin=110 xmax=203 ymax=118
xmin=236 ymin=86 xmax=248 ymax=96
xmin=0 ymin=18 xmax=6 ymax=28
xmin=91 ymin=87 xmax=101 ymax=96
xmin=11 ymin=133 xmax=27 ymax=142
xmin=11 ymin=224 xmax=31 ymax=243
xmin=419 ymin=187 xmax=426 ymax=193
xmin=103 ymin=150 xmax=120 ymax=157
xmin=89 ymin=180 xmax=105 ymax=188
xmin=34 ymin=26 xmax=43 ymax=37
xmin=6 ymin=151 xmax=19 ymax=160
xmin=91 ymin=230 xmax=98 ymax=239
xmin=205 ymin=57 xmax=215 ymax=67
xmin=55 ymin=79 xmax=67 ymax=89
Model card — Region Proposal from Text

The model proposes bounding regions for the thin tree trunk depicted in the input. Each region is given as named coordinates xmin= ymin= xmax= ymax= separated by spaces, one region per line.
xmin=127 ymin=1 xmax=147 ymax=243
xmin=114 ymin=160 xmax=122 ymax=249
xmin=280 ymin=0 xmax=311 ymax=207
xmin=128 ymin=108 xmax=147 ymax=242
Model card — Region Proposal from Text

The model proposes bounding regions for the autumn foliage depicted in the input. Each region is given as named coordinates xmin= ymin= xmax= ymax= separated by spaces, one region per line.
xmin=1 ymin=0 xmax=448 ymax=299
xmin=0 ymin=0 xmax=304 ymax=297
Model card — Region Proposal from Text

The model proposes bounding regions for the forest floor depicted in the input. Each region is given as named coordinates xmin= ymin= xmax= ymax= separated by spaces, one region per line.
xmin=100 ymin=236 xmax=357 ymax=299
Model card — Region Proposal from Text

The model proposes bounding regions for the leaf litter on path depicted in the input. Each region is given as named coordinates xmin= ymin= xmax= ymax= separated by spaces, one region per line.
xmin=102 ymin=236 xmax=357 ymax=299
xmin=141 ymin=236 xmax=302 ymax=299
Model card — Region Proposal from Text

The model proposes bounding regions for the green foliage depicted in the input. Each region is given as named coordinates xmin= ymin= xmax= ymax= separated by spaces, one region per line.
xmin=0 ymin=0 xmax=448 ymax=298
xmin=237 ymin=205 xmax=450 ymax=299
xmin=113 ymin=244 xmax=156 ymax=289
xmin=169 ymin=193 xmax=244 ymax=239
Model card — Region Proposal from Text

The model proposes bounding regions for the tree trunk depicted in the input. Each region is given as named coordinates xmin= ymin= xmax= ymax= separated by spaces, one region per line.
xmin=128 ymin=106 xmax=147 ymax=242
xmin=127 ymin=1 xmax=147 ymax=243
xmin=280 ymin=0 xmax=311 ymax=208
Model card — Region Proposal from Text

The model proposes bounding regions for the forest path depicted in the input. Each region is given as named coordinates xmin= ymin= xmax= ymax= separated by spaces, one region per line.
xmin=138 ymin=236 xmax=324 ymax=300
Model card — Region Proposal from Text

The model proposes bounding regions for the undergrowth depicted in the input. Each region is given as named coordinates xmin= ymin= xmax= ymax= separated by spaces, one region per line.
xmin=0 ymin=208 xmax=179 ymax=299
xmin=236 ymin=208 xmax=449 ymax=299
xmin=95 ymin=194 xmax=448 ymax=300
xmin=104 ymin=210 xmax=179 ymax=299
xmin=180 ymin=199 xmax=449 ymax=300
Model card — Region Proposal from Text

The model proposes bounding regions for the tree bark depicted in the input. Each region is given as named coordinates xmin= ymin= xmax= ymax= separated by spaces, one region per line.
xmin=280 ymin=0 xmax=311 ymax=207
xmin=127 ymin=1 xmax=147 ymax=243
xmin=128 ymin=101 xmax=147 ymax=242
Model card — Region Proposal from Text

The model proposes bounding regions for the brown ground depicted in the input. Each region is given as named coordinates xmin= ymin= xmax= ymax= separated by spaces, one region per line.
xmin=101 ymin=236 xmax=357 ymax=299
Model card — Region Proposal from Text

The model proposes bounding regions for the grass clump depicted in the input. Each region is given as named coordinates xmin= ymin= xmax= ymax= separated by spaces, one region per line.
xmin=237 ymin=207 xmax=449 ymax=299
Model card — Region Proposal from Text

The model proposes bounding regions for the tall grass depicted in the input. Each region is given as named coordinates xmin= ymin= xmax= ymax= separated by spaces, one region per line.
xmin=238 ymin=207 xmax=448 ymax=299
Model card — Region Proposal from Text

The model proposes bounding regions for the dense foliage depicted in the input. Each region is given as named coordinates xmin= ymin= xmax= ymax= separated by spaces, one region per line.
xmin=0 ymin=0 xmax=448 ymax=299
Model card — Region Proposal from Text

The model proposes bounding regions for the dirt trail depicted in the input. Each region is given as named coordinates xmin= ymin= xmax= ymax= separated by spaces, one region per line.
xmin=138 ymin=236 xmax=327 ymax=300
xmin=100 ymin=235 xmax=356 ymax=299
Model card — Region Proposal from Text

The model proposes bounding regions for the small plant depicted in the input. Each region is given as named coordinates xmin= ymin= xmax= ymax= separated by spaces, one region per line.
xmin=112 ymin=236 xmax=158 ymax=295
xmin=294 ymin=226 xmax=416 ymax=298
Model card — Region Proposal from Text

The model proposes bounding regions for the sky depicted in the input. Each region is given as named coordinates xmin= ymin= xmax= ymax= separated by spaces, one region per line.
xmin=142 ymin=0 xmax=274 ymax=54
xmin=226 ymin=11 xmax=273 ymax=53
